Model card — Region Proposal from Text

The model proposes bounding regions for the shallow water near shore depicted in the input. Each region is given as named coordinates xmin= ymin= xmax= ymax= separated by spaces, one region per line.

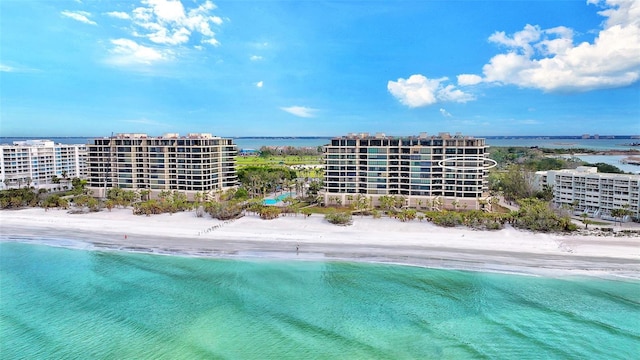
xmin=1 ymin=242 xmax=639 ymax=359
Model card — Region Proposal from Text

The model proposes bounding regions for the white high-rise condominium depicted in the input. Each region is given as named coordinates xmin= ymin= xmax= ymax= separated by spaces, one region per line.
xmin=87 ymin=133 xmax=237 ymax=199
xmin=323 ymin=132 xmax=492 ymax=209
xmin=0 ymin=140 xmax=87 ymax=190
xmin=536 ymin=166 xmax=640 ymax=221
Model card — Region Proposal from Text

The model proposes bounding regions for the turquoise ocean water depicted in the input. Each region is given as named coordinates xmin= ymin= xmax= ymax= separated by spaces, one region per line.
xmin=1 ymin=241 xmax=639 ymax=359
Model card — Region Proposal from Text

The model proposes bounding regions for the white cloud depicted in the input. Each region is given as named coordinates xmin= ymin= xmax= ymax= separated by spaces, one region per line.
xmin=202 ymin=38 xmax=220 ymax=46
xmin=488 ymin=24 xmax=541 ymax=57
xmin=439 ymin=108 xmax=452 ymax=117
xmin=61 ymin=10 xmax=97 ymax=25
xmin=256 ymin=81 xmax=264 ymax=88
xmin=467 ymin=0 xmax=640 ymax=92
xmin=106 ymin=38 xmax=169 ymax=65
xmin=437 ymin=84 xmax=475 ymax=103
xmin=0 ymin=63 xmax=39 ymax=73
xmin=122 ymin=0 xmax=222 ymax=46
xmin=0 ymin=64 xmax=16 ymax=72
xmin=100 ymin=1 xmax=226 ymax=69
xmin=387 ymin=74 xmax=475 ymax=107
xmin=280 ymin=106 xmax=318 ymax=118
xmin=250 ymin=55 xmax=263 ymax=61
xmin=457 ymin=74 xmax=482 ymax=86
xmin=211 ymin=16 xmax=223 ymax=25
xmin=106 ymin=11 xmax=130 ymax=20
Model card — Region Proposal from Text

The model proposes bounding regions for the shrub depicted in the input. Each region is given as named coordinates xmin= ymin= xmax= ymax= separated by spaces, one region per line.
xmin=325 ymin=211 xmax=353 ymax=226
xmin=258 ymin=206 xmax=281 ymax=220
xmin=485 ymin=221 xmax=503 ymax=230
xmin=514 ymin=198 xmax=576 ymax=232
xmin=206 ymin=202 xmax=243 ymax=220
xmin=429 ymin=211 xmax=463 ymax=227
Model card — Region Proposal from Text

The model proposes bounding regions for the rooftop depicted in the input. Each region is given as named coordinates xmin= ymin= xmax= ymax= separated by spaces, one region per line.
xmin=334 ymin=132 xmax=479 ymax=140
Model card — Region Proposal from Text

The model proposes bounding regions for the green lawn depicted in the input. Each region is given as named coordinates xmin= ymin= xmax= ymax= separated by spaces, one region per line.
xmin=237 ymin=155 xmax=322 ymax=166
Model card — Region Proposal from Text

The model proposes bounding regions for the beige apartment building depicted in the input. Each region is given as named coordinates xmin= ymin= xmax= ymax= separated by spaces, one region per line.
xmin=323 ymin=132 xmax=492 ymax=209
xmin=87 ymin=133 xmax=237 ymax=199
xmin=536 ymin=166 xmax=640 ymax=221
xmin=0 ymin=140 xmax=87 ymax=190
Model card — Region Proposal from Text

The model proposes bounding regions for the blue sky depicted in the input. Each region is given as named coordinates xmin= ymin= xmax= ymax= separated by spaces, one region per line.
xmin=1 ymin=0 xmax=638 ymax=137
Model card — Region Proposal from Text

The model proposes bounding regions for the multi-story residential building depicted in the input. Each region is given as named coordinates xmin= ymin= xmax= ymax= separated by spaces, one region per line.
xmin=536 ymin=166 xmax=640 ymax=221
xmin=0 ymin=140 xmax=87 ymax=190
xmin=323 ymin=132 xmax=492 ymax=209
xmin=87 ymin=133 xmax=237 ymax=199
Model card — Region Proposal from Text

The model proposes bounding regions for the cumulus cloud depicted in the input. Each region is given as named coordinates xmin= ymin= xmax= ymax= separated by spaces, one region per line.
xmin=387 ymin=74 xmax=475 ymax=107
xmin=106 ymin=11 xmax=130 ymax=20
xmin=457 ymin=74 xmax=482 ymax=86
xmin=123 ymin=0 xmax=222 ymax=46
xmin=280 ymin=106 xmax=318 ymax=118
xmin=462 ymin=0 xmax=640 ymax=92
xmin=61 ymin=10 xmax=97 ymax=25
xmin=256 ymin=81 xmax=264 ymax=88
xmin=106 ymin=38 xmax=170 ymax=65
xmin=101 ymin=1 xmax=225 ymax=69
xmin=250 ymin=55 xmax=263 ymax=61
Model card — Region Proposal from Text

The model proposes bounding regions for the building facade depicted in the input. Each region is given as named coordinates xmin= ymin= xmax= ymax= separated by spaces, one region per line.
xmin=0 ymin=140 xmax=87 ymax=190
xmin=323 ymin=132 xmax=491 ymax=209
xmin=87 ymin=133 xmax=237 ymax=198
xmin=536 ymin=166 xmax=640 ymax=221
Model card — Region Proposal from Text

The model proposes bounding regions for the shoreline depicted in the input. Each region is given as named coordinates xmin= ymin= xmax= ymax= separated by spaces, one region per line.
xmin=1 ymin=208 xmax=639 ymax=279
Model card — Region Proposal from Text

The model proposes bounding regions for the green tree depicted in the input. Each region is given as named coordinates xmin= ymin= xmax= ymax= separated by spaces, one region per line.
xmin=610 ymin=206 xmax=632 ymax=225
xmin=258 ymin=206 xmax=281 ymax=220
xmin=580 ymin=213 xmax=591 ymax=229
xmin=494 ymin=165 xmax=536 ymax=202
xmin=584 ymin=162 xmax=625 ymax=174
xmin=515 ymin=198 xmax=576 ymax=232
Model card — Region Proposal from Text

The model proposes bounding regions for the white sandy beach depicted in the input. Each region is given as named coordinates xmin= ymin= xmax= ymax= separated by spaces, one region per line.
xmin=1 ymin=208 xmax=639 ymax=278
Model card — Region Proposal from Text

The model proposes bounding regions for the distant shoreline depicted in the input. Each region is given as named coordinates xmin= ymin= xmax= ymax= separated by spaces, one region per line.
xmin=2 ymin=208 xmax=638 ymax=279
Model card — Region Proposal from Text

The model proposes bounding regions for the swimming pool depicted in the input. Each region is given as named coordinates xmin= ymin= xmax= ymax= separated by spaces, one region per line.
xmin=263 ymin=192 xmax=296 ymax=205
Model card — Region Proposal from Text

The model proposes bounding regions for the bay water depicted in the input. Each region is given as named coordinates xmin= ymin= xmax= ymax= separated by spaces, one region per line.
xmin=1 ymin=241 xmax=638 ymax=359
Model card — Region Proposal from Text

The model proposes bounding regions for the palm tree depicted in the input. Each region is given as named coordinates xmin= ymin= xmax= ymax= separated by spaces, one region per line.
xmin=355 ymin=194 xmax=368 ymax=217
xmin=433 ymin=196 xmax=443 ymax=212
xmin=490 ymin=196 xmax=499 ymax=211
xmin=478 ymin=198 xmax=488 ymax=211
xmin=140 ymin=189 xmax=151 ymax=202
xmin=580 ymin=213 xmax=590 ymax=229
xmin=611 ymin=206 xmax=632 ymax=226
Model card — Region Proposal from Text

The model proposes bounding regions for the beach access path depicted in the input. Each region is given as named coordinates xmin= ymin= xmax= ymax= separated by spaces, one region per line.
xmin=1 ymin=208 xmax=638 ymax=279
